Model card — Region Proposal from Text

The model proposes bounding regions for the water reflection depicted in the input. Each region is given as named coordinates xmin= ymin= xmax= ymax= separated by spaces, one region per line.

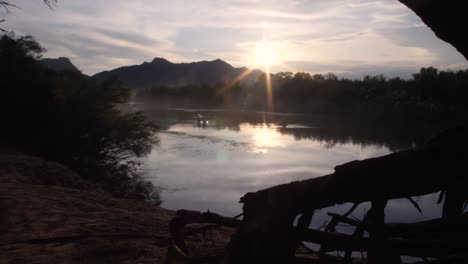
xmin=145 ymin=109 xmax=400 ymax=216
xmin=252 ymin=124 xmax=283 ymax=149
xmin=143 ymin=109 xmax=446 ymax=226
xmin=142 ymin=108 xmax=440 ymax=151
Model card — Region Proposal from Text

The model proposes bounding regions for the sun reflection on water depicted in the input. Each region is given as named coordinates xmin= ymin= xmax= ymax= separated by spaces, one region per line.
xmin=251 ymin=123 xmax=283 ymax=150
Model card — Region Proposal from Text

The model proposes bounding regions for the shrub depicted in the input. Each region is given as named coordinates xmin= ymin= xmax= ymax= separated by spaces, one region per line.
xmin=0 ymin=33 xmax=160 ymax=204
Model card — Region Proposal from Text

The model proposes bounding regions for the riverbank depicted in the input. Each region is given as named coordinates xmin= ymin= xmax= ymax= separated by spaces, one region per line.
xmin=0 ymin=151 xmax=232 ymax=264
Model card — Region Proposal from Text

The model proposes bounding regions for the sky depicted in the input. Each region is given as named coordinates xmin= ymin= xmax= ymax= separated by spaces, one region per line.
xmin=2 ymin=0 xmax=467 ymax=78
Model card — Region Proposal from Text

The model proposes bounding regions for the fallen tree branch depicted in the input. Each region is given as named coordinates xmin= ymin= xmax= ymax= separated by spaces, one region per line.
xmin=327 ymin=212 xmax=364 ymax=230
xmin=225 ymin=127 xmax=468 ymax=262
xmin=343 ymin=202 xmax=360 ymax=217
xmin=297 ymin=227 xmax=465 ymax=258
xmin=326 ymin=212 xmax=468 ymax=241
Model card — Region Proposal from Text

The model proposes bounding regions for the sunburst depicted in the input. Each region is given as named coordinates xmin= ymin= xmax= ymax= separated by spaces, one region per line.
xmin=253 ymin=41 xmax=281 ymax=69
xmin=252 ymin=41 xmax=281 ymax=111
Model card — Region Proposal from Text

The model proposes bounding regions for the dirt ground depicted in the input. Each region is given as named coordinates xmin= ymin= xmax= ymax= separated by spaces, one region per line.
xmin=0 ymin=151 xmax=233 ymax=264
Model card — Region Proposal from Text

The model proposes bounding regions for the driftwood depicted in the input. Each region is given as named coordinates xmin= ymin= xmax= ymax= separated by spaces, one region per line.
xmin=165 ymin=127 xmax=468 ymax=264
xmin=165 ymin=210 xmax=242 ymax=263
xmin=327 ymin=212 xmax=468 ymax=241
xmin=164 ymin=127 xmax=468 ymax=263
xmin=222 ymin=127 xmax=468 ymax=263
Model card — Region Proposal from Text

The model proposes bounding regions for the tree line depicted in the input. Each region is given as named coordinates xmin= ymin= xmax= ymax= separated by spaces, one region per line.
xmin=139 ymin=67 xmax=468 ymax=129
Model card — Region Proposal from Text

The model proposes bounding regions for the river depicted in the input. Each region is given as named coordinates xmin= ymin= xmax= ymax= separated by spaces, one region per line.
xmin=144 ymin=108 xmax=444 ymax=227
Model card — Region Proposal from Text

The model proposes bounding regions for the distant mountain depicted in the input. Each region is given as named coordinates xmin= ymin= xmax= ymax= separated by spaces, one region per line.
xmin=93 ymin=58 xmax=263 ymax=89
xmin=40 ymin=57 xmax=80 ymax=72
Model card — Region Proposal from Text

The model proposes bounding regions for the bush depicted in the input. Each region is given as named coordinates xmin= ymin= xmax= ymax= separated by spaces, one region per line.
xmin=0 ymin=33 xmax=160 ymax=204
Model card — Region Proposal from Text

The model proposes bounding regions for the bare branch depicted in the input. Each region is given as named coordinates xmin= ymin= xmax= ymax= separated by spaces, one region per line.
xmin=42 ymin=0 xmax=57 ymax=10
xmin=1 ymin=1 xmax=57 ymax=31
xmin=343 ymin=202 xmax=360 ymax=217
xmin=437 ymin=190 xmax=445 ymax=204
xmin=0 ymin=18 xmax=5 ymax=32
xmin=0 ymin=1 xmax=18 ymax=13
xmin=407 ymin=197 xmax=423 ymax=214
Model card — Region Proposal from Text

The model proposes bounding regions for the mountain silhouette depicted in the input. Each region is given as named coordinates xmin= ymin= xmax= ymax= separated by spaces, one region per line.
xmin=40 ymin=57 xmax=80 ymax=72
xmin=93 ymin=58 xmax=263 ymax=89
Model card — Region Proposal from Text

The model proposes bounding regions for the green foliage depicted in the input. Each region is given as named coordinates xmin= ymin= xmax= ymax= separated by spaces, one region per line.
xmin=0 ymin=33 xmax=160 ymax=204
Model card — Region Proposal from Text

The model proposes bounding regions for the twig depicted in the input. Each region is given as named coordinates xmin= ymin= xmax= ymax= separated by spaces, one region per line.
xmin=0 ymin=18 xmax=5 ymax=32
xmin=407 ymin=197 xmax=423 ymax=214
xmin=0 ymin=1 xmax=17 ymax=13
xmin=437 ymin=190 xmax=445 ymax=204
xmin=42 ymin=0 xmax=57 ymax=10
xmin=343 ymin=203 xmax=360 ymax=217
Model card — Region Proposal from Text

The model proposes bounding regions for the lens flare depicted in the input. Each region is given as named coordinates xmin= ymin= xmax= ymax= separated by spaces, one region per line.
xmin=251 ymin=40 xmax=281 ymax=112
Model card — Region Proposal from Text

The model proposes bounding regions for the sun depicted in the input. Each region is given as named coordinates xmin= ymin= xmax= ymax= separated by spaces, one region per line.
xmin=244 ymin=40 xmax=283 ymax=112
xmin=253 ymin=41 xmax=281 ymax=69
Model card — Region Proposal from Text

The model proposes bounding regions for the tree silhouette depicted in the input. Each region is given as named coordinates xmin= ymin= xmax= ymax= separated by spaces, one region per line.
xmin=1 ymin=1 xmax=56 ymax=31
xmin=0 ymin=33 xmax=160 ymax=203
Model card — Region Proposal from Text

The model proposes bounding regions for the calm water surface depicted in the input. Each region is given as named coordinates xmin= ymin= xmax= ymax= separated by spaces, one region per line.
xmin=145 ymin=109 xmax=443 ymax=224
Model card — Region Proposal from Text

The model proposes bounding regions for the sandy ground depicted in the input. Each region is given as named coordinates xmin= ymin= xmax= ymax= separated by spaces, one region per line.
xmin=0 ymin=151 xmax=233 ymax=264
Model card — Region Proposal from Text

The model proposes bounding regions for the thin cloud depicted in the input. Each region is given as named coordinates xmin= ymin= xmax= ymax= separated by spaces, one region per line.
xmin=2 ymin=0 xmax=466 ymax=75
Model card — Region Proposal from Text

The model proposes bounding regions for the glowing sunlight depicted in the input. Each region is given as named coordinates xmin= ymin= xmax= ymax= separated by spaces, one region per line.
xmin=253 ymin=41 xmax=281 ymax=69
xmin=247 ymin=40 xmax=282 ymax=112
xmin=252 ymin=124 xmax=283 ymax=149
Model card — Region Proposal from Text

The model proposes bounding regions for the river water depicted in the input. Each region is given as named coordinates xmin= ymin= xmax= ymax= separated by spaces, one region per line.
xmin=144 ymin=108 xmax=444 ymax=226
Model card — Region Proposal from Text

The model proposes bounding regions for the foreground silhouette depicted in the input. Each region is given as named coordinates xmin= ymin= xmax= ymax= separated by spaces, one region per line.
xmin=164 ymin=1 xmax=468 ymax=262
xmin=223 ymin=126 xmax=468 ymax=263
xmin=166 ymin=126 xmax=468 ymax=263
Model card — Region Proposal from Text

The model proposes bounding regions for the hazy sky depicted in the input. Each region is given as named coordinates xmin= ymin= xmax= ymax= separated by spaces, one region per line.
xmin=3 ymin=0 xmax=467 ymax=77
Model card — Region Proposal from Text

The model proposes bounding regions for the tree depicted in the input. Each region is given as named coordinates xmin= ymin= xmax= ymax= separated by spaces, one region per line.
xmin=276 ymin=72 xmax=293 ymax=80
xmin=413 ymin=67 xmax=439 ymax=81
xmin=0 ymin=0 xmax=55 ymax=10
xmin=312 ymin=74 xmax=325 ymax=81
xmin=1 ymin=1 xmax=56 ymax=31
xmin=293 ymin=72 xmax=312 ymax=80
xmin=325 ymin=72 xmax=338 ymax=81
xmin=0 ymin=33 xmax=160 ymax=203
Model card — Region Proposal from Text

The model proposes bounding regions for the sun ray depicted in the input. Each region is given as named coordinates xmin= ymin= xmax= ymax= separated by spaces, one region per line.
xmin=249 ymin=40 xmax=281 ymax=112
xmin=265 ymin=67 xmax=274 ymax=112
xmin=216 ymin=68 xmax=254 ymax=96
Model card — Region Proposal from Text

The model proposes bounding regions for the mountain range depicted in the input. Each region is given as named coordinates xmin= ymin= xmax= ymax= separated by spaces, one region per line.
xmin=40 ymin=57 xmax=80 ymax=72
xmin=41 ymin=57 xmax=263 ymax=89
